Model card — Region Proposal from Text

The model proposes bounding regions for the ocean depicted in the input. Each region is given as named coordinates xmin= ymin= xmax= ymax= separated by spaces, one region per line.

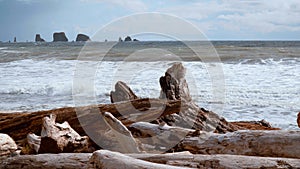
xmin=0 ymin=41 xmax=299 ymax=130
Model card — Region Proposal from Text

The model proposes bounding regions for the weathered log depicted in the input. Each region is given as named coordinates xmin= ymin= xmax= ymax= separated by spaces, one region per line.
xmin=0 ymin=153 xmax=91 ymax=169
xmin=102 ymin=112 xmax=140 ymax=153
xmin=38 ymin=114 xmax=94 ymax=154
xmin=178 ymin=130 xmax=300 ymax=159
xmin=0 ymin=98 xmax=181 ymax=142
xmin=0 ymin=133 xmax=17 ymax=157
xmin=129 ymin=152 xmax=300 ymax=169
xmin=110 ymin=81 xmax=138 ymax=103
xmin=88 ymin=150 xmax=192 ymax=169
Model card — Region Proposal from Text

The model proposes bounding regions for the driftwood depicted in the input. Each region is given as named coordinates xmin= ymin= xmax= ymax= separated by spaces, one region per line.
xmin=88 ymin=150 xmax=191 ymax=169
xmin=129 ymin=152 xmax=300 ymax=169
xmin=0 ymin=133 xmax=17 ymax=157
xmin=102 ymin=112 xmax=141 ymax=153
xmin=110 ymin=81 xmax=139 ymax=103
xmin=2 ymin=151 xmax=300 ymax=169
xmin=178 ymin=130 xmax=300 ymax=159
xmin=0 ymin=98 xmax=181 ymax=143
xmin=37 ymin=114 xmax=94 ymax=154
xmin=21 ymin=133 xmax=41 ymax=154
xmin=0 ymin=153 xmax=91 ymax=169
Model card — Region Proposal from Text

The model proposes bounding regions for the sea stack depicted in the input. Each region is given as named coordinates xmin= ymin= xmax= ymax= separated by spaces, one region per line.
xmin=53 ymin=32 xmax=68 ymax=42
xmin=76 ymin=34 xmax=90 ymax=42
xmin=35 ymin=34 xmax=45 ymax=42
xmin=124 ymin=36 xmax=132 ymax=41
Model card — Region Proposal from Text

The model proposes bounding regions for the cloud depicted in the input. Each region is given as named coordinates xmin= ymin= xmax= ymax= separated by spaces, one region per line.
xmin=80 ymin=0 xmax=147 ymax=12
xmin=157 ymin=0 xmax=300 ymax=34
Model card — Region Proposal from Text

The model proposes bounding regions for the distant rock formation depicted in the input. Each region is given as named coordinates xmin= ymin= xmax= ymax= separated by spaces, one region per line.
xmin=35 ymin=34 xmax=45 ymax=42
xmin=124 ymin=36 xmax=132 ymax=41
xmin=76 ymin=34 xmax=90 ymax=42
xmin=118 ymin=37 xmax=123 ymax=42
xmin=133 ymin=39 xmax=139 ymax=41
xmin=53 ymin=32 xmax=68 ymax=42
xmin=14 ymin=37 xmax=17 ymax=43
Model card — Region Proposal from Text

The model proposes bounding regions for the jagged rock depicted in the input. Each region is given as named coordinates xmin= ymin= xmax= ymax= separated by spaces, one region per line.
xmin=297 ymin=112 xmax=300 ymax=128
xmin=110 ymin=81 xmax=139 ymax=103
xmin=76 ymin=34 xmax=90 ymax=42
xmin=118 ymin=37 xmax=123 ymax=42
xmin=124 ymin=36 xmax=132 ymax=41
xmin=53 ymin=32 xmax=68 ymax=42
xmin=35 ymin=34 xmax=45 ymax=42
xmin=133 ymin=39 xmax=139 ymax=41
xmin=0 ymin=133 xmax=17 ymax=157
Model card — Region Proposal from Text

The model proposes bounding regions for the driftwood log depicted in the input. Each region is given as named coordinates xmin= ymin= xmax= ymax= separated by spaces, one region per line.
xmin=0 ymin=98 xmax=181 ymax=143
xmin=297 ymin=112 xmax=300 ymax=128
xmin=178 ymin=130 xmax=300 ymax=159
xmin=0 ymin=153 xmax=91 ymax=169
xmin=2 ymin=150 xmax=300 ymax=169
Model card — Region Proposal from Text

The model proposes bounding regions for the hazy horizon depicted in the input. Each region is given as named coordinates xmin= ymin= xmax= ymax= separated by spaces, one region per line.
xmin=1 ymin=0 xmax=300 ymax=42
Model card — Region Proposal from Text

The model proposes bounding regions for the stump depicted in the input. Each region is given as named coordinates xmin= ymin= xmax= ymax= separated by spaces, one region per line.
xmin=38 ymin=114 xmax=94 ymax=154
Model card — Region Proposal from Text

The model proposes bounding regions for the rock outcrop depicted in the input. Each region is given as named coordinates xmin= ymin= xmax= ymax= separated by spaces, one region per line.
xmin=75 ymin=34 xmax=90 ymax=42
xmin=0 ymin=133 xmax=17 ymax=157
xmin=53 ymin=32 xmax=68 ymax=42
xmin=124 ymin=36 xmax=132 ymax=41
xmin=35 ymin=34 xmax=45 ymax=42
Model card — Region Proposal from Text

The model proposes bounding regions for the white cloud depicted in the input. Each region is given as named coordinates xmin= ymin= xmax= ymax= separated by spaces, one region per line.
xmin=80 ymin=0 xmax=147 ymax=12
xmin=157 ymin=0 xmax=300 ymax=34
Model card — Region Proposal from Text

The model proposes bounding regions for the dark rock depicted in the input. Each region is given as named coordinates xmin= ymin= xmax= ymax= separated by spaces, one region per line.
xmin=53 ymin=32 xmax=68 ymax=42
xmin=124 ymin=36 xmax=132 ymax=41
xmin=13 ymin=37 xmax=17 ymax=43
xmin=76 ymin=34 xmax=90 ymax=42
xmin=35 ymin=34 xmax=45 ymax=42
xmin=133 ymin=39 xmax=139 ymax=41
xmin=118 ymin=37 xmax=123 ymax=42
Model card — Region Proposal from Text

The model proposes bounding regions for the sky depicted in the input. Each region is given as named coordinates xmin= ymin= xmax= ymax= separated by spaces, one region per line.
xmin=0 ymin=0 xmax=300 ymax=42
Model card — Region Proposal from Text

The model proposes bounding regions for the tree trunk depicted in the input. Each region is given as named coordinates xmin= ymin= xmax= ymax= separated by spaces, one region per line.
xmin=0 ymin=98 xmax=181 ymax=143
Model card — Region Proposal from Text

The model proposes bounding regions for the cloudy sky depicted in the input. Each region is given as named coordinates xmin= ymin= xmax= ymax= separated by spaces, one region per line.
xmin=1 ymin=0 xmax=300 ymax=42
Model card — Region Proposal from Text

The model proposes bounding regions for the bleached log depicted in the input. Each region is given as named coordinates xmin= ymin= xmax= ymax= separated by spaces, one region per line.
xmin=102 ymin=112 xmax=140 ymax=153
xmin=88 ymin=150 xmax=192 ymax=169
xmin=128 ymin=153 xmax=300 ymax=169
xmin=20 ymin=133 xmax=41 ymax=154
xmin=0 ymin=153 xmax=91 ymax=169
xmin=178 ymin=130 xmax=300 ymax=159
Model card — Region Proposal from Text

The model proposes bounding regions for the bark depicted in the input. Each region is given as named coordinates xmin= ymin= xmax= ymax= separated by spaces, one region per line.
xmin=0 ymin=98 xmax=181 ymax=143
xmin=178 ymin=130 xmax=300 ymax=159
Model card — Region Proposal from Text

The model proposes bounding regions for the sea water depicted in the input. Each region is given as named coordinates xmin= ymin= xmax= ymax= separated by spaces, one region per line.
xmin=0 ymin=41 xmax=299 ymax=130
